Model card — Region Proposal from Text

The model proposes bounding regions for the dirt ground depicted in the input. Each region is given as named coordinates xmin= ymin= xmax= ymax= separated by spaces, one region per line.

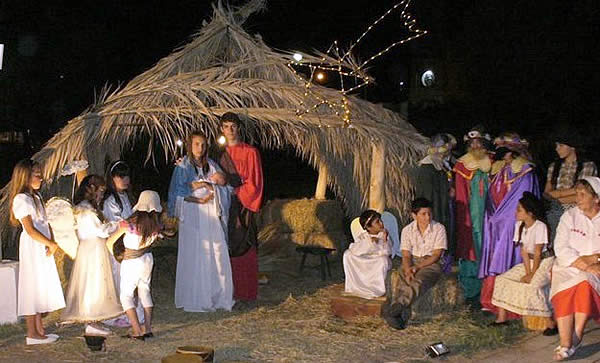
xmin=0 ymin=251 xmax=529 ymax=362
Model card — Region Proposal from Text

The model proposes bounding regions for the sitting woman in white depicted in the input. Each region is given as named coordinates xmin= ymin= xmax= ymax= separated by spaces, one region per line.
xmin=491 ymin=192 xmax=556 ymax=335
xmin=550 ymin=177 xmax=600 ymax=361
xmin=343 ymin=209 xmax=392 ymax=299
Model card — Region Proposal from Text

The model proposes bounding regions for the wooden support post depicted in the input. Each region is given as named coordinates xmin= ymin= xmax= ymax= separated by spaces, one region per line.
xmin=315 ymin=161 xmax=328 ymax=200
xmin=369 ymin=142 xmax=385 ymax=212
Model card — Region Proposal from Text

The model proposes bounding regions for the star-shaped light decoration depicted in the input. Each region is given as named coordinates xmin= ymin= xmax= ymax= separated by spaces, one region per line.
xmin=287 ymin=0 xmax=428 ymax=128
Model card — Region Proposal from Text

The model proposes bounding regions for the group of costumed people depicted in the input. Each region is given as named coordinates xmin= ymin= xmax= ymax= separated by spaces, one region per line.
xmin=9 ymin=112 xmax=263 ymax=345
xmin=342 ymin=125 xmax=600 ymax=361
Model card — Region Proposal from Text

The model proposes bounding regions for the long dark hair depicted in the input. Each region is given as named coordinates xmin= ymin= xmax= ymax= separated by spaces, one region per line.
xmin=74 ymin=174 xmax=106 ymax=218
xmin=186 ymin=131 xmax=210 ymax=175
xmin=104 ymin=160 xmax=133 ymax=213
xmin=129 ymin=211 xmax=161 ymax=248
xmin=517 ymin=191 xmax=551 ymax=251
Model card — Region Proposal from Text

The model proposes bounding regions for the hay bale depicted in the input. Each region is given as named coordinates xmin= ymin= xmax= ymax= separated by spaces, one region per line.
xmin=259 ymin=198 xmax=344 ymax=234
xmin=305 ymin=231 xmax=346 ymax=251
xmin=258 ymin=231 xmax=307 ymax=257
xmin=257 ymin=198 xmax=346 ymax=256
xmin=258 ymin=199 xmax=289 ymax=227
xmin=257 ymin=222 xmax=293 ymax=240
xmin=408 ymin=269 xmax=464 ymax=319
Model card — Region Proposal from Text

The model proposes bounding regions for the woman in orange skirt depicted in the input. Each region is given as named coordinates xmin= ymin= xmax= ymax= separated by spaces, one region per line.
xmin=550 ymin=176 xmax=600 ymax=360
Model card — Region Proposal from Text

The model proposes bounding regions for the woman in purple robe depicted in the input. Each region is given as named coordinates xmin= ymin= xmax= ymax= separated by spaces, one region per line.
xmin=479 ymin=134 xmax=540 ymax=311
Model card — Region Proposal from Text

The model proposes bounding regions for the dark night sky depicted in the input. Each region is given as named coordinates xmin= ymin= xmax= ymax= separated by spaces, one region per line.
xmin=1 ymin=0 xmax=600 ymax=164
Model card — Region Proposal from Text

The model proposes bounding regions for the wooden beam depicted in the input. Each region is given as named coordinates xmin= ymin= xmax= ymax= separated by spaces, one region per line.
xmin=369 ymin=142 xmax=385 ymax=212
xmin=315 ymin=161 xmax=328 ymax=200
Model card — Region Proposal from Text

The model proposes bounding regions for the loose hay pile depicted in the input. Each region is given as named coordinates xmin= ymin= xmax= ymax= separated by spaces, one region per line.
xmin=258 ymin=199 xmax=347 ymax=256
xmin=0 ymin=251 xmax=529 ymax=362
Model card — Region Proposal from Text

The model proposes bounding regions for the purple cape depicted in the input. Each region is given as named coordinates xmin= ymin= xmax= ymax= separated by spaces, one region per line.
xmin=478 ymin=163 xmax=539 ymax=278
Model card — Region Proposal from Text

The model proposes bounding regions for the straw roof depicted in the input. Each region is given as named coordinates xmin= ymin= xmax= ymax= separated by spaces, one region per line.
xmin=0 ymin=0 xmax=427 ymax=244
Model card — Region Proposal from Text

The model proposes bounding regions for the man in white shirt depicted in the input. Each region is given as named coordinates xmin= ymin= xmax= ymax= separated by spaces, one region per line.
xmin=382 ymin=198 xmax=447 ymax=329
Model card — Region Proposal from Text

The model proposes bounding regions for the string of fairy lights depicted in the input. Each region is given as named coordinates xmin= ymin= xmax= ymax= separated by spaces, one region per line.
xmin=287 ymin=0 xmax=427 ymax=128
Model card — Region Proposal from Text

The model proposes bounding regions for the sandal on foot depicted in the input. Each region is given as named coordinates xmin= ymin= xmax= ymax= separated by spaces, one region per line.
xmin=554 ymin=346 xmax=576 ymax=361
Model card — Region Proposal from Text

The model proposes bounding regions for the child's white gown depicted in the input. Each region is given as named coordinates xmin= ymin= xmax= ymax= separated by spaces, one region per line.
xmin=13 ymin=193 xmax=65 ymax=316
xmin=343 ymin=231 xmax=392 ymax=299
xmin=62 ymin=201 xmax=123 ymax=322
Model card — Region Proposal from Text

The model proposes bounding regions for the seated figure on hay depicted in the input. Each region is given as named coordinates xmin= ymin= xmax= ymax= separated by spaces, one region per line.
xmin=343 ymin=210 xmax=393 ymax=299
xmin=382 ymin=198 xmax=447 ymax=330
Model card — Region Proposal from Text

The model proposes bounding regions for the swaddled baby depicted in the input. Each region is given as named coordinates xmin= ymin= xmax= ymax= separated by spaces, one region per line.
xmin=191 ymin=173 xmax=227 ymax=200
xmin=192 ymin=179 xmax=213 ymax=199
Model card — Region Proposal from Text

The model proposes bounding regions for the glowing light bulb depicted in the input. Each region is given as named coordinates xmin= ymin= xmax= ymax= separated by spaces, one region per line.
xmin=217 ymin=135 xmax=226 ymax=145
xmin=176 ymin=139 xmax=183 ymax=147
xmin=316 ymin=72 xmax=325 ymax=81
xmin=293 ymin=53 xmax=303 ymax=62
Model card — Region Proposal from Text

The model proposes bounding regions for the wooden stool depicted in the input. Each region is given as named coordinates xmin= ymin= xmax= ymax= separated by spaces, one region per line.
xmin=162 ymin=346 xmax=214 ymax=363
xmin=329 ymin=285 xmax=385 ymax=319
xmin=296 ymin=246 xmax=336 ymax=280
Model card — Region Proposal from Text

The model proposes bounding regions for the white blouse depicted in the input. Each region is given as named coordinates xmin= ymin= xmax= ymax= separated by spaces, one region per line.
xmin=513 ymin=220 xmax=548 ymax=255
xmin=550 ymin=206 xmax=600 ymax=298
xmin=13 ymin=193 xmax=48 ymax=229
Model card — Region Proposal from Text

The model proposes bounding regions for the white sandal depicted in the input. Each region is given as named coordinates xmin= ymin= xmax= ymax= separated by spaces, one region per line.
xmin=553 ymin=346 xmax=576 ymax=361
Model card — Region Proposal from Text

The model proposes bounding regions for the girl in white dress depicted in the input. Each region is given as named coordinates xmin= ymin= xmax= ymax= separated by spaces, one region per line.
xmin=62 ymin=175 xmax=122 ymax=335
xmin=343 ymin=210 xmax=392 ymax=299
xmin=168 ymin=131 xmax=234 ymax=312
xmin=491 ymin=192 xmax=556 ymax=334
xmin=102 ymin=160 xmax=144 ymax=327
xmin=110 ymin=190 xmax=162 ymax=340
xmin=9 ymin=159 xmax=65 ymax=345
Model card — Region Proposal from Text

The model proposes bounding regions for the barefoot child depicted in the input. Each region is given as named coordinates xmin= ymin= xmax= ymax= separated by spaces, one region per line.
xmin=110 ymin=190 xmax=162 ymax=340
xmin=9 ymin=159 xmax=65 ymax=345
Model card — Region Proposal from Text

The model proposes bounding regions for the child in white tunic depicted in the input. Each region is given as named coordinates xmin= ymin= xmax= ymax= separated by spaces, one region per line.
xmin=62 ymin=175 xmax=123 ymax=336
xmin=9 ymin=159 xmax=65 ymax=345
xmin=491 ymin=192 xmax=556 ymax=334
xmin=102 ymin=160 xmax=144 ymax=327
xmin=110 ymin=190 xmax=162 ymax=340
xmin=343 ymin=210 xmax=392 ymax=299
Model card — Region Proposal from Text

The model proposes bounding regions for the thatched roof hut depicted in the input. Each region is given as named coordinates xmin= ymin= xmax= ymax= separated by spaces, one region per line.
xmin=0 ymin=0 xmax=427 ymax=248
